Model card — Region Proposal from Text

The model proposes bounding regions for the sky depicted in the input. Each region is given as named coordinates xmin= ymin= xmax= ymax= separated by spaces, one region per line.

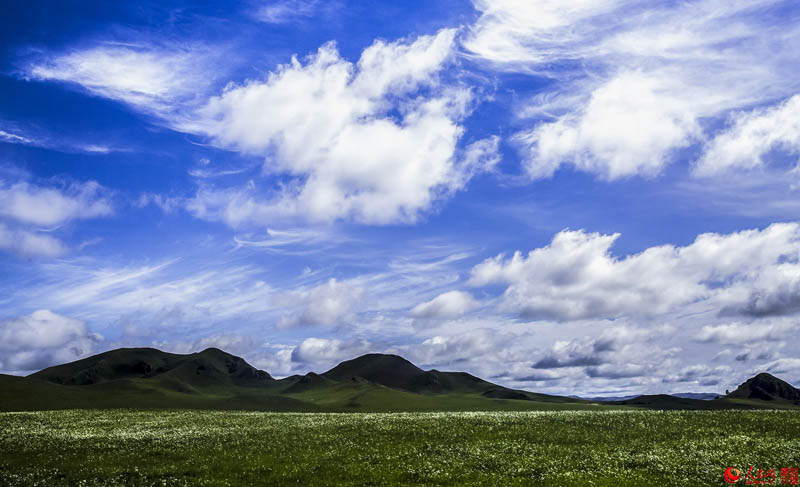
xmin=1 ymin=0 xmax=800 ymax=397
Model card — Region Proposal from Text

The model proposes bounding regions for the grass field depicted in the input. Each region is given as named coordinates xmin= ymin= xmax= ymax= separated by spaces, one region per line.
xmin=1 ymin=410 xmax=798 ymax=487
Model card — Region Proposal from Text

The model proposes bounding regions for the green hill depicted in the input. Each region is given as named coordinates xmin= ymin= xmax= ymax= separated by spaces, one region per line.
xmin=1 ymin=348 xmax=593 ymax=412
xmin=1 ymin=347 xmax=798 ymax=412
xmin=323 ymin=353 xmax=510 ymax=394
xmin=726 ymin=372 xmax=800 ymax=402
xmin=30 ymin=347 xmax=273 ymax=388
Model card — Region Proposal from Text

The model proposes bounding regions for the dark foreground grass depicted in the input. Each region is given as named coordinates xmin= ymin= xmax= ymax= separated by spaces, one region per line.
xmin=0 ymin=410 xmax=798 ymax=486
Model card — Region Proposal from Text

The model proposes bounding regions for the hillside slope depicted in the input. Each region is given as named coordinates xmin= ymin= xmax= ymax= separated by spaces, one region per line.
xmin=30 ymin=347 xmax=273 ymax=388
xmin=3 ymin=348 xmax=799 ymax=412
xmin=726 ymin=373 xmax=800 ymax=402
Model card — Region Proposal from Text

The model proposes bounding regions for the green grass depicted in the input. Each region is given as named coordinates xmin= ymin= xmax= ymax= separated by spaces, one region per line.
xmin=1 ymin=410 xmax=799 ymax=486
xmin=0 ymin=371 xmax=613 ymax=413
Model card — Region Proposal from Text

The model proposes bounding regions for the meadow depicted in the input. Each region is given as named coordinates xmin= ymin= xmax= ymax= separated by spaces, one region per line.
xmin=0 ymin=409 xmax=798 ymax=486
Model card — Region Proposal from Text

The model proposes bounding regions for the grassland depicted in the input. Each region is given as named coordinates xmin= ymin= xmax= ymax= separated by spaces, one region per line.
xmin=1 ymin=409 xmax=798 ymax=486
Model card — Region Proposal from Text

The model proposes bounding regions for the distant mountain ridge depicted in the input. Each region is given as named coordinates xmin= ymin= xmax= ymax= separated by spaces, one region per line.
xmin=0 ymin=347 xmax=797 ymax=412
xmin=580 ymin=392 xmax=720 ymax=402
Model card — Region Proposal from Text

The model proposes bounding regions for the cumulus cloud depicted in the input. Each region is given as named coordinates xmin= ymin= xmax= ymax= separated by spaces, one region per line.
xmin=695 ymin=322 xmax=795 ymax=345
xmin=512 ymin=369 xmax=564 ymax=382
xmin=186 ymin=29 xmax=485 ymax=224
xmin=697 ymin=94 xmax=800 ymax=175
xmin=517 ymin=72 xmax=701 ymax=179
xmin=519 ymin=325 xmax=681 ymax=386
xmin=764 ymin=358 xmax=800 ymax=380
xmin=469 ymin=223 xmax=800 ymax=321
xmin=277 ymin=278 xmax=363 ymax=328
xmin=409 ymin=329 xmax=509 ymax=366
xmin=533 ymin=339 xmax=604 ymax=369
xmin=25 ymin=30 xmax=492 ymax=227
xmin=585 ymin=364 xmax=649 ymax=379
xmin=0 ymin=310 xmax=102 ymax=373
xmin=410 ymin=290 xmax=478 ymax=319
xmin=722 ymin=281 xmax=800 ymax=318
xmin=0 ymin=179 xmax=112 ymax=258
xmin=464 ymin=0 xmax=800 ymax=179
xmin=252 ymin=348 xmax=296 ymax=377
xmin=158 ymin=334 xmax=257 ymax=356
xmin=662 ymin=364 xmax=732 ymax=384
xmin=290 ymin=337 xmax=372 ymax=366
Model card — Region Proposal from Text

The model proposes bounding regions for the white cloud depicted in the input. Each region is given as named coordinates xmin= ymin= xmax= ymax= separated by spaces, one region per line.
xmin=0 ymin=124 xmax=123 ymax=155
xmin=469 ymin=223 xmax=800 ymax=321
xmin=158 ymin=333 xmax=257 ymax=356
xmin=290 ymin=337 xmax=372 ymax=366
xmin=0 ymin=310 xmax=102 ymax=373
xmin=277 ymin=278 xmax=363 ymax=328
xmin=697 ymin=94 xmax=800 ymax=175
xmin=252 ymin=0 xmax=335 ymax=24
xmin=695 ymin=321 xmax=795 ymax=345
xmin=252 ymin=348 xmax=297 ymax=377
xmin=0 ymin=129 xmax=34 ymax=144
xmin=463 ymin=0 xmax=623 ymax=67
xmin=763 ymin=358 xmax=800 ymax=380
xmin=518 ymin=72 xmax=701 ymax=179
xmin=0 ymin=180 xmax=112 ymax=226
xmin=0 ymin=179 xmax=112 ymax=258
xmin=410 ymin=290 xmax=478 ymax=319
xmin=464 ymin=0 xmax=800 ymax=179
xmin=409 ymin=329 xmax=508 ymax=365
xmin=135 ymin=193 xmax=182 ymax=214
xmin=529 ymin=324 xmax=674 ymax=374
xmin=0 ymin=223 xmax=65 ymax=258
xmin=24 ymin=31 xmax=491 ymax=226
xmin=26 ymin=44 xmax=210 ymax=113
xmin=187 ymin=29 xmax=483 ymax=224
xmin=453 ymin=136 xmax=502 ymax=185
xmin=22 ymin=260 xmax=277 ymax=329
xmin=233 ymin=227 xmax=342 ymax=252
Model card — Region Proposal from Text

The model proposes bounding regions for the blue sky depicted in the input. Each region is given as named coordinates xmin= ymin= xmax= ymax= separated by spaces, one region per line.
xmin=2 ymin=0 xmax=800 ymax=396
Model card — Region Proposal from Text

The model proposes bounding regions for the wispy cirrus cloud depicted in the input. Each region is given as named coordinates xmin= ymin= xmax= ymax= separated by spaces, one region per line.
xmin=24 ymin=29 xmax=497 ymax=227
xmin=23 ymin=42 xmax=220 ymax=116
xmin=0 ymin=124 xmax=121 ymax=155
xmin=251 ymin=0 xmax=339 ymax=24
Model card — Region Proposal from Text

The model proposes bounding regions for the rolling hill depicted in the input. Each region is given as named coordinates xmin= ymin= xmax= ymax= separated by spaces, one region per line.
xmin=1 ymin=348 xmax=586 ymax=412
xmin=1 ymin=347 xmax=798 ymax=412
